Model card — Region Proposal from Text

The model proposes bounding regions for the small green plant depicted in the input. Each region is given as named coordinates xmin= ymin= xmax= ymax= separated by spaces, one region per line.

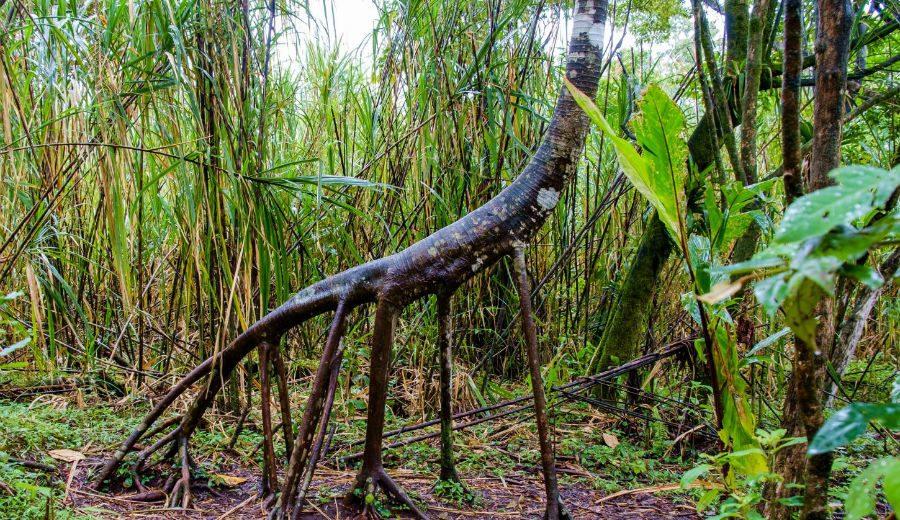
xmin=351 ymin=486 xmax=393 ymax=517
xmin=433 ymin=478 xmax=479 ymax=506
xmin=680 ymin=429 xmax=805 ymax=518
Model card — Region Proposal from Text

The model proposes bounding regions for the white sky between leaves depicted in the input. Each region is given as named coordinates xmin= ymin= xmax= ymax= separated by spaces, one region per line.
xmin=275 ymin=0 xmax=725 ymax=74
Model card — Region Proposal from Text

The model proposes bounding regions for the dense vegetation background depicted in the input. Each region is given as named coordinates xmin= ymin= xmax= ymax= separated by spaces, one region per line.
xmin=0 ymin=0 xmax=897 ymax=518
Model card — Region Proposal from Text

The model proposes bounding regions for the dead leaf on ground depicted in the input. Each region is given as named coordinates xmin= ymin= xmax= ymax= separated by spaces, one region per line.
xmin=212 ymin=474 xmax=248 ymax=487
xmin=48 ymin=449 xmax=85 ymax=462
xmin=602 ymin=432 xmax=620 ymax=448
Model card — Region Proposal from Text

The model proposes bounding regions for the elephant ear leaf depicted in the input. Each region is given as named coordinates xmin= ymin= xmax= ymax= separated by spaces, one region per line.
xmin=631 ymin=85 xmax=689 ymax=238
xmin=566 ymin=80 xmax=687 ymax=243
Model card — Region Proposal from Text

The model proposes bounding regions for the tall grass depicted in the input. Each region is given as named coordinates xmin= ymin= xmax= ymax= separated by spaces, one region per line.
xmin=1 ymin=0 xmax=895 ymax=419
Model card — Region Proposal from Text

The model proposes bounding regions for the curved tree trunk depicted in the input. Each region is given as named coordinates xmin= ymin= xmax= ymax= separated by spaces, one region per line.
xmin=95 ymin=2 xmax=607 ymax=518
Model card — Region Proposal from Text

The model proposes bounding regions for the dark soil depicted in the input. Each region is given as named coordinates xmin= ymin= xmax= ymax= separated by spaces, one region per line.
xmin=70 ymin=458 xmax=700 ymax=519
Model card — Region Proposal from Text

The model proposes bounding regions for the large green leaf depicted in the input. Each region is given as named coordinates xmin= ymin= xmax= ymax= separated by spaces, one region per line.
xmin=844 ymin=457 xmax=900 ymax=520
xmin=631 ymin=85 xmax=688 ymax=239
xmin=808 ymin=403 xmax=900 ymax=454
xmin=710 ymin=323 xmax=768 ymax=476
xmin=680 ymin=464 xmax=713 ymax=488
xmin=775 ymin=165 xmax=900 ymax=244
xmin=566 ymin=80 xmax=686 ymax=242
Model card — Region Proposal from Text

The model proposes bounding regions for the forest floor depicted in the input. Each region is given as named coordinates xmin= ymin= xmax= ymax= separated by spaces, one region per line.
xmin=0 ymin=377 xmax=715 ymax=519
xmin=67 ymin=460 xmax=701 ymax=519
xmin=1 ymin=370 xmax=891 ymax=519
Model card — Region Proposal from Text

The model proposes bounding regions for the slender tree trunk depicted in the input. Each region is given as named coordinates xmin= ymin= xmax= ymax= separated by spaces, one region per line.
xmin=513 ymin=249 xmax=566 ymax=520
xmin=437 ymin=293 xmax=461 ymax=483
xmin=773 ymin=0 xmax=852 ymax=516
xmin=731 ymin=0 xmax=773 ymax=349
xmin=272 ymin=346 xmax=294 ymax=457
xmin=767 ymin=0 xmax=807 ymax=516
xmin=800 ymin=0 xmax=852 ymax=515
xmin=725 ymin=0 xmax=750 ymax=66
xmin=739 ymin=0 xmax=771 ymax=186
xmin=279 ymin=303 xmax=347 ymax=515
xmin=781 ymin=0 xmax=805 ymax=206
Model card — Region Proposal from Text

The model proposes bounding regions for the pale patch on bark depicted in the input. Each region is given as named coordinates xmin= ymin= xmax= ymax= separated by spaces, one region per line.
xmin=292 ymin=287 xmax=314 ymax=303
xmin=536 ymin=187 xmax=560 ymax=211
xmin=573 ymin=11 xmax=605 ymax=48
xmin=471 ymin=258 xmax=483 ymax=272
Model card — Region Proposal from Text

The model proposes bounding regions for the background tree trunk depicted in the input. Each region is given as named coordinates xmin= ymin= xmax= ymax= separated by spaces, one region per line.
xmin=773 ymin=0 xmax=853 ymax=516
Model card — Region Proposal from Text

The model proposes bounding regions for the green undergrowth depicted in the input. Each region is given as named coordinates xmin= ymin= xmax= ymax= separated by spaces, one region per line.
xmin=0 ymin=395 xmax=146 ymax=519
xmin=1 ymin=378 xmax=893 ymax=518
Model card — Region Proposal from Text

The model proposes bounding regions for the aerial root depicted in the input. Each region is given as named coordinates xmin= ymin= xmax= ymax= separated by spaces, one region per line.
xmin=435 ymin=291 xmax=467 ymax=495
xmin=271 ymin=345 xmax=295 ymax=458
xmin=134 ymin=425 xmax=182 ymax=474
xmin=295 ymin=340 xmax=345 ymax=509
xmin=165 ymin=435 xmax=194 ymax=508
xmin=348 ymin=468 xmax=428 ymax=520
xmin=276 ymin=301 xmax=348 ymax=518
xmin=91 ymin=354 xmax=217 ymax=488
xmin=259 ymin=340 xmax=279 ymax=497
xmin=543 ymin=500 xmax=572 ymax=520
xmin=118 ymin=425 xmax=184 ymax=498
xmin=94 ymin=278 xmax=345 ymax=490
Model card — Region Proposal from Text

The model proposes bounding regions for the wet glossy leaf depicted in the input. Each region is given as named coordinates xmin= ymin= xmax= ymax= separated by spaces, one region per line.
xmin=753 ymin=275 xmax=790 ymax=317
xmin=681 ymin=464 xmax=713 ymax=489
xmin=808 ymin=403 xmax=900 ymax=454
xmin=844 ymin=457 xmax=900 ymax=520
xmin=841 ymin=264 xmax=884 ymax=290
xmin=566 ymin=80 xmax=686 ymax=242
xmin=775 ymin=165 xmax=899 ymax=244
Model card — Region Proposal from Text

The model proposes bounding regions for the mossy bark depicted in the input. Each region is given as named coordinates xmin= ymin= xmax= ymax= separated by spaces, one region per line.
xmin=588 ymin=212 xmax=672 ymax=373
xmin=725 ymin=0 xmax=750 ymax=67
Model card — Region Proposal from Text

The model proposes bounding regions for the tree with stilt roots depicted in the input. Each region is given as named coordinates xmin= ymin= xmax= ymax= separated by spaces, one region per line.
xmin=93 ymin=1 xmax=607 ymax=518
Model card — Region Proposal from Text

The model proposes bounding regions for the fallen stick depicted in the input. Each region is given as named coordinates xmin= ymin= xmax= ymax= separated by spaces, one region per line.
xmin=8 ymin=457 xmax=56 ymax=472
xmin=62 ymin=459 xmax=79 ymax=504
xmin=340 ymin=403 xmax=535 ymax=463
xmin=216 ymin=495 xmax=256 ymax=520
xmin=596 ymin=481 xmax=718 ymax=504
